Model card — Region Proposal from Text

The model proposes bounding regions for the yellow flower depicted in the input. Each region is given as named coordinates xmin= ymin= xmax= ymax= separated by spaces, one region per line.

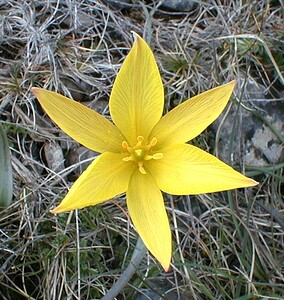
xmin=32 ymin=33 xmax=257 ymax=271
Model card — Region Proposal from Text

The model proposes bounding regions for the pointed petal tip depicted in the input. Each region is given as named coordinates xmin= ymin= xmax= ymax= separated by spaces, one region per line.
xmin=31 ymin=87 xmax=39 ymax=95
xmin=50 ymin=207 xmax=61 ymax=214
xmin=228 ymin=79 xmax=237 ymax=86
xmin=163 ymin=264 xmax=171 ymax=272
xmin=31 ymin=87 xmax=47 ymax=99
xmin=159 ymin=251 xmax=171 ymax=272
xmin=130 ymin=31 xmax=142 ymax=42
xmin=160 ymin=253 xmax=171 ymax=272
xmin=240 ymin=175 xmax=259 ymax=188
xmin=131 ymin=31 xmax=139 ymax=39
xmin=130 ymin=31 xmax=147 ymax=48
xmin=248 ymin=178 xmax=259 ymax=187
xmin=50 ymin=203 xmax=69 ymax=214
xmin=220 ymin=79 xmax=237 ymax=93
xmin=229 ymin=176 xmax=258 ymax=190
xmin=224 ymin=80 xmax=237 ymax=95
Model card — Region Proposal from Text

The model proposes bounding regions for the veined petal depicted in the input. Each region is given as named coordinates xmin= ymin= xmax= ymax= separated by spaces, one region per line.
xmin=51 ymin=152 xmax=135 ymax=213
xmin=149 ymin=81 xmax=236 ymax=149
xmin=109 ymin=33 xmax=164 ymax=145
xmin=32 ymin=88 xmax=124 ymax=153
xmin=127 ymin=169 xmax=172 ymax=271
xmin=147 ymin=144 xmax=258 ymax=195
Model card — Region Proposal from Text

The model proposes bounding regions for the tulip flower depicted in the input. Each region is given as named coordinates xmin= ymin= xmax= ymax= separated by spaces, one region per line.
xmin=32 ymin=33 xmax=257 ymax=271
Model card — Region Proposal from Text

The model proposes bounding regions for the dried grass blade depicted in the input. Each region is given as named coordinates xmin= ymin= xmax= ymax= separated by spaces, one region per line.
xmin=0 ymin=122 xmax=13 ymax=208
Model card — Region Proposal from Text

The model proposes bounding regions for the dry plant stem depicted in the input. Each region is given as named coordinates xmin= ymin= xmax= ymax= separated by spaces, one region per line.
xmin=0 ymin=122 xmax=13 ymax=208
xmin=101 ymin=237 xmax=147 ymax=300
xmin=75 ymin=210 xmax=81 ymax=300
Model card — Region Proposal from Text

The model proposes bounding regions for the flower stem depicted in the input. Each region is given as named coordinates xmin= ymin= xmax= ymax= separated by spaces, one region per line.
xmin=101 ymin=237 xmax=147 ymax=300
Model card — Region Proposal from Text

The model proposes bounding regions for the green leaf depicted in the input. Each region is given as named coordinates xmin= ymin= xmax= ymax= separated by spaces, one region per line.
xmin=0 ymin=122 xmax=13 ymax=208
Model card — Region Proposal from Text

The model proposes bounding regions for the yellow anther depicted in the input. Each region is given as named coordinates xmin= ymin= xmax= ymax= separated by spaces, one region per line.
xmin=144 ymin=152 xmax=163 ymax=161
xmin=138 ymin=162 xmax=147 ymax=174
xmin=122 ymin=141 xmax=129 ymax=149
xmin=149 ymin=137 xmax=157 ymax=147
xmin=122 ymin=156 xmax=134 ymax=162
xmin=144 ymin=155 xmax=152 ymax=161
xmin=152 ymin=153 xmax=163 ymax=159
xmin=137 ymin=136 xmax=144 ymax=143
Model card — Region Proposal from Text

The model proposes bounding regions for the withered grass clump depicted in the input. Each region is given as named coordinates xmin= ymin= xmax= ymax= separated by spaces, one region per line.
xmin=0 ymin=1 xmax=283 ymax=299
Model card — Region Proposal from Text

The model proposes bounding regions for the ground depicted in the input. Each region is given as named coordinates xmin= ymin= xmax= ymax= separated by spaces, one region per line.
xmin=0 ymin=1 xmax=283 ymax=299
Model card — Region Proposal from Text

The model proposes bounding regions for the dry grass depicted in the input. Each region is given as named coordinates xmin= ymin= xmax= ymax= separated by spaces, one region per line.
xmin=0 ymin=0 xmax=283 ymax=299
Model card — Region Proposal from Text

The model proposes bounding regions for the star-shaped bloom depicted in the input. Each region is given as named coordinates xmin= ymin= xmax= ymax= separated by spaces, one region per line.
xmin=32 ymin=33 xmax=257 ymax=270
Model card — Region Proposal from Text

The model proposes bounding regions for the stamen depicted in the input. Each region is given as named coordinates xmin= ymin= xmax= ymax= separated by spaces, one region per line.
xmin=144 ymin=155 xmax=152 ymax=161
xmin=136 ymin=136 xmax=144 ymax=147
xmin=122 ymin=156 xmax=134 ymax=162
xmin=144 ymin=153 xmax=163 ymax=160
xmin=149 ymin=137 xmax=157 ymax=147
xmin=122 ymin=141 xmax=129 ymax=149
xmin=152 ymin=153 xmax=163 ymax=159
xmin=138 ymin=162 xmax=146 ymax=174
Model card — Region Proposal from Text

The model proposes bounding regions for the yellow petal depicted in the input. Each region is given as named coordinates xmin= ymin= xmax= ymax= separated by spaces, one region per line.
xmin=127 ymin=169 xmax=172 ymax=271
xmin=32 ymin=88 xmax=124 ymax=153
xmin=51 ymin=152 xmax=135 ymax=213
xmin=109 ymin=33 xmax=164 ymax=145
xmin=147 ymin=144 xmax=258 ymax=195
xmin=149 ymin=81 xmax=236 ymax=148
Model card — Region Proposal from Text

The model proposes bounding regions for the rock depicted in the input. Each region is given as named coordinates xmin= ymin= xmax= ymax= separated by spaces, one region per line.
xmin=160 ymin=0 xmax=196 ymax=12
xmin=59 ymin=11 xmax=94 ymax=30
xmin=211 ymin=78 xmax=284 ymax=167
xmin=134 ymin=277 xmax=190 ymax=300
xmin=102 ymin=0 xmax=133 ymax=10
xmin=44 ymin=141 xmax=65 ymax=172
xmin=244 ymin=115 xmax=283 ymax=166
xmin=60 ymin=75 xmax=92 ymax=102
xmin=67 ymin=146 xmax=97 ymax=176
xmin=135 ymin=290 xmax=160 ymax=300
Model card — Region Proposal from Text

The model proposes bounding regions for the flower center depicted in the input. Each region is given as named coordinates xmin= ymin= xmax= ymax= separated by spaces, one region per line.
xmin=122 ymin=136 xmax=163 ymax=174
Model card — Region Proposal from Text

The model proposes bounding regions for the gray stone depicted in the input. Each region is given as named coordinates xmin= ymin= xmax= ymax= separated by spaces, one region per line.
xmin=211 ymin=78 xmax=284 ymax=167
xmin=160 ymin=0 xmax=196 ymax=12
xmin=44 ymin=141 xmax=65 ymax=172
xmin=103 ymin=0 xmax=133 ymax=10
xmin=134 ymin=278 xmax=191 ymax=300
xmin=67 ymin=146 xmax=97 ymax=175
xmin=245 ymin=116 xmax=283 ymax=166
